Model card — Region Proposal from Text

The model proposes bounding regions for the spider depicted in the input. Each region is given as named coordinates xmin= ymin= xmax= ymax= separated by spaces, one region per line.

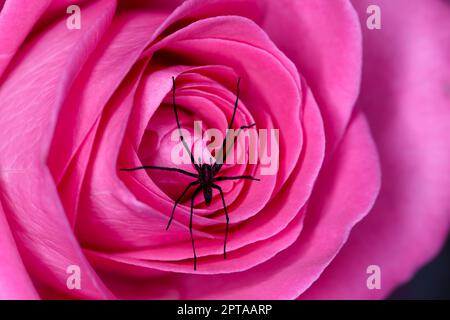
xmin=121 ymin=76 xmax=259 ymax=270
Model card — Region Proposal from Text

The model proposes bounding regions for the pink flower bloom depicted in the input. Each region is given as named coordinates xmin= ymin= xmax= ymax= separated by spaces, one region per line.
xmin=0 ymin=0 xmax=448 ymax=299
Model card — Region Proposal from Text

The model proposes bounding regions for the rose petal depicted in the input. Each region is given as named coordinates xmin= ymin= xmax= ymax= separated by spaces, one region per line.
xmin=0 ymin=0 xmax=52 ymax=75
xmin=51 ymin=11 xmax=168 ymax=226
xmin=301 ymin=0 xmax=450 ymax=299
xmin=0 ymin=204 xmax=38 ymax=299
xmin=0 ymin=0 xmax=117 ymax=299
xmin=261 ymin=0 xmax=362 ymax=153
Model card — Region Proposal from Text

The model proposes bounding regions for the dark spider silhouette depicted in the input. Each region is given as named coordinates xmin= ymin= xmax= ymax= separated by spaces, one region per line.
xmin=121 ymin=76 xmax=259 ymax=270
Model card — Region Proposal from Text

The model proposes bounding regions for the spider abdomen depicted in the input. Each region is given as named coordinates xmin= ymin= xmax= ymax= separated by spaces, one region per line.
xmin=203 ymin=186 xmax=213 ymax=206
xmin=200 ymin=164 xmax=214 ymax=206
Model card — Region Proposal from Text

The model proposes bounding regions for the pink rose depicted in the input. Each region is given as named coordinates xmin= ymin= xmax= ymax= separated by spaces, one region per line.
xmin=0 ymin=0 xmax=449 ymax=299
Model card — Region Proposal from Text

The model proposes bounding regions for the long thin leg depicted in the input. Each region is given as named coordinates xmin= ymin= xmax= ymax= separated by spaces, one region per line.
xmin=214 ymin=78 xmax=242 ymax=167
xmin=228 ymin=77 xmax=241 ymax=130
xmin=172 ymin=76 xmax=199 ymax=171
xmin=212 ymin=184 xmax=229 ymax=260
xmin=213 ymin=175 xmax=260 ymax=182
xmin=166 ymin=180 xmax=200 ymax=230
xmin=190 ymin=186 xmax=202 ymax=270
xmin=213 ymin=123 xmax=256 ymax=174
xmin=222 ymin=123 xmax=256 ymax=162
xmin=120 ymin=165 xmax=198 ymax=178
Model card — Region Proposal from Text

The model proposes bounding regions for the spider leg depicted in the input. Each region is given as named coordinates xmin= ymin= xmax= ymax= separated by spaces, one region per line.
xmin=213 ymin=175 xmax=260 ymax=182
xmin=228 ymin=77 xmax=241 ymax=130
xmin=166 ymin=180 xmax=200 ymax=230
xmin=190 ymin=186 xmax=202 ymax=270
xmin=172 ymin=76 xmax=200 ymax=172
xmin=211 ymin=184 xmax=229 ymax=260
xmin=213 ymin=123 xmax=257 ymax=174
xmin=120 ymin=165 xmax=198 ymax=178
xmin=213 ymin=78 xmax=257 ymax=173
xmin=214 ymin=78 xmax=241 ymax=168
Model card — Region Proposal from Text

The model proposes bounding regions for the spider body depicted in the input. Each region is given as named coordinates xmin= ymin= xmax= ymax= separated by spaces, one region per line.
xmin=200 ymin=164 xmax=214 ymax=206
xmin=121 ymin=76 xmax=259 ymax=270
